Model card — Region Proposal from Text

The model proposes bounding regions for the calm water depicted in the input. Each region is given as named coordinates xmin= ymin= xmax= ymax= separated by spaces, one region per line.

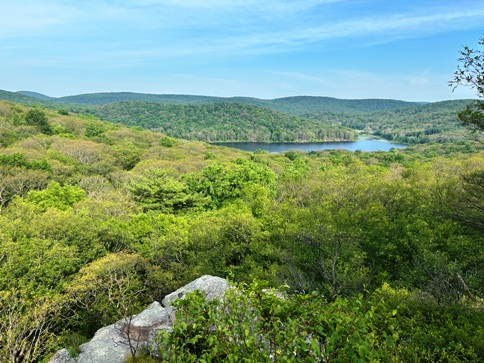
xmin=214 ymin=139 xmax=407 ymax=153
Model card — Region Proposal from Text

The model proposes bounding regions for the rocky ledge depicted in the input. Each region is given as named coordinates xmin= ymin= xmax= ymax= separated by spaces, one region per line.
xmin=49 ymin=275 xmax=229 ymax=363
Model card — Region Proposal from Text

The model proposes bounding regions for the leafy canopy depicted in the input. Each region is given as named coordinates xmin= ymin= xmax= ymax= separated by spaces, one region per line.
xmin=450 ymin=36 xmax=484 ymax=135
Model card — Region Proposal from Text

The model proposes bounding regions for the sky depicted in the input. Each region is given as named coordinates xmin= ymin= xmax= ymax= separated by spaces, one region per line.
xmin=1 ymin=0 xmax=483 ymax=101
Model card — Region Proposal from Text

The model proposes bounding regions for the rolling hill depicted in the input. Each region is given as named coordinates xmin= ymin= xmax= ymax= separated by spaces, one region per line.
xmin=0 ymin=89 xmax=476 ymax=144
xmin=6 ymin=89 xmax=419 ymax=114
xmin=304 ymin=99 xmax=474 ymax=144
xmin=84 ymin=101 xmax=356 ymax=143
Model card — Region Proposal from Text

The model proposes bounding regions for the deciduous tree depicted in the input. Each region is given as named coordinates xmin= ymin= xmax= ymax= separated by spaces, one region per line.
xmin=450 ymin=36 xmax=484 ymax=135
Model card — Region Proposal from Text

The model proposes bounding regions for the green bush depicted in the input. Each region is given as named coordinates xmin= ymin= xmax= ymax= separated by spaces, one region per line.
xmin=156 ymin=282 xmax=399 ymax=362
xmin=159 ymin=135 xmax=177 ymax=147
xmin=155 ymin=282 xmax=484 ymax=362
xmin=26 ymin=181 xmax=86 ymax=211
xmin=25 ymin=108 xmax=53 ymax=134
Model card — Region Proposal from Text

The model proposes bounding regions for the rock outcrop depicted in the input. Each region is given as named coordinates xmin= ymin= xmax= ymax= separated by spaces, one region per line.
xmin=162 ymin=274 xmax=228 ymax=306
xmin=49 ymin=275 xmax=229 ymax=363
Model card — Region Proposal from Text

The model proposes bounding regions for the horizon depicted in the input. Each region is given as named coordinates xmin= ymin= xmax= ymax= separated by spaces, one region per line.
xmin=11 ymin=89 xmax=475 ymax=103
xmin=1 ymin=0 xmax=484 ymax=102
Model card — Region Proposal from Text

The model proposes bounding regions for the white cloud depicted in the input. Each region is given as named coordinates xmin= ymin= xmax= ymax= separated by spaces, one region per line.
xmin=121 ymin=0 xmax=342 ymax=11
xmin=231 ymin=7 xmax=484 ymax=50
xmin=0 ymin=1 xmax=83 ymax=39
xmin=2 ymin=0 xmax=483 ymax=47
xmin=268 ymin=68 xmax=478 ymax=101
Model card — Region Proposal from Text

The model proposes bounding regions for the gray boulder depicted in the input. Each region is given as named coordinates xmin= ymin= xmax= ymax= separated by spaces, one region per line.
xmin=162 ymin=275 xmax=229 ymax=307
xmin=48 ymin=302 xmax=173 ymax=363
xmin=75 ymin=323 xmax=131 ymax=363
xmin=49 ymin=276 xmax=228 ymax=363
xmin=48 ymin=349 xmax=76 ymax=363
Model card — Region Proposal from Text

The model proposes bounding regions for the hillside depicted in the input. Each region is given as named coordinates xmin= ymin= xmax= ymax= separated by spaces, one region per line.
xmin=17 ymin=90 xmax=55 ymax=100
xmin=305 ymin=99 xmax=474 ymax=144
xmin=56 ymin=92 xmax=222 ymax=105
xmin=83 ymin=101 xmax=356 ymax=143
xmin=0 ymin=89 xmax=477 ymax=145
xmin=0 ymin=101 xmax=483 ymax=362
xmin=4 ymin=89 xmax=419 ymax=113
xmin=0 ymin=89 xmax=53 ymax=106
xmin=55 ymin=92 xmax=417 ymax=114
xmin=261 ymin=96 xmax=418 ymax=114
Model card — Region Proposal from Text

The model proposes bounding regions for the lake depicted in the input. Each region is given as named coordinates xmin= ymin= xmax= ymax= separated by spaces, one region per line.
xmin=213 ymin=139 xmax=407 ymax=153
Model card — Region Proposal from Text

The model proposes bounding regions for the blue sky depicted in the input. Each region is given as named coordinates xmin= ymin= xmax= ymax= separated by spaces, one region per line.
xmin=1 ymin=0 xmax=483 ymax=101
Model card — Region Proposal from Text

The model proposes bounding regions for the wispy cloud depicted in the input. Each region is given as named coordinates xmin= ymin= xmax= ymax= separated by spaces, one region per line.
xmin=133 ymin=6 xmax=484 ymax=61
xmin=0 ymin=1 xmax=83 ymax=39
xmin=222 ymin=7 xmax=484 ymax=52
xmin=2 ymin=0 xmax=484 ymax=99
xmin=267 ymin=68 xmax=473 ymax=101
xmin=122 ymin=0 xmax=343 ymax=12
xmin=3 ymin=0 xmax=483 ymax=48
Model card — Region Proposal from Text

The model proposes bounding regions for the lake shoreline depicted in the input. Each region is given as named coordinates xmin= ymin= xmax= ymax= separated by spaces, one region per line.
xmin=212 ymin=138 xmax=407 ymax=153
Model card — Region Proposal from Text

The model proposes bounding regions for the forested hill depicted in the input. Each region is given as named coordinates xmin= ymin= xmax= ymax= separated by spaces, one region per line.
xmin=7 ymin=89 xmax=419 ymax=114
xmin=254 ymin=96 xmax=418 ymax=114
xmin=0 ymin=89 xmax=53 ymax=106
xmin=305 ymin=99 xmax=475 ymax=144
xmin=1 ymin=89 xmax=476 ymax=144
xmin=60 ymin=93 xmax=417 ymax=114
xmin=56 ymin=92 xmax=223 ymax=106
xmin=83 ymin=101 xmax=357 ymax=143
xmin=17 ymin=90 xmax=55 ymax=101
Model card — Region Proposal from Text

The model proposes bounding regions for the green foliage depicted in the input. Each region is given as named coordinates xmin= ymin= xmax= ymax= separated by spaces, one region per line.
xmin=0 ymin=90 xmax=473 ymax=145
xmin=284 ymin=150 xmax=300 ymax=161
xmin=26 ymin=181 xmax=86 ymax=211
xmin=375 ymin=284 xmax=484 ymax=362
xmin=24 ymin=107 xmax=53 ymax=134
xmin=0 ymin=289 xmax=65 ymax=363
xmin=0 ymin=89 xmax=53 ymax=106
xmin=204 ymin=151 xmax=216 ymax=159
xmin=446 ymin=169 xmax=484 ymax=232
xmin=159 ymin=135 xmax=177 ymax=147
xmin=450 ymin=36 xmax=484 ymax=136
xmin=67 ymin=252 xmax=150 ymax=333
xmin=254 ymin=149 xmax=269 ymax=154
xmin=306 ymin=100 xmax=472 ymax=144
xmin=87 ymin=101 xmax=356 ymax=143
xmin=0 ymin=152 xmax=51 ymax=171
xmin=457 ymin=100 xmax=484 ymax=137
xmin=84 ymin=122 xmax=106 ymax=138
xmin=112 ymin=141 xmax=142 ymax=170
xmin=125 ymin=355 xmax=159 ymax=363
xmin=129 ymin=168 xmax=205 ymax=213
xmin=0 ymin=99 xmax=483 ymax=362
xmin=5 ymin=90 xmax=415 ymax=113
xmin=156 ymin=282 xmax=400 ymax=362
xmin=156 ymin=282 xmax=483 ymax=363
xmin=382 ymin=150 xmax=406 ymax=165
xmin=186 ymin=204 xmax=276 ymax=281
xmin=184 ymin=159 xmax=276 ymax=210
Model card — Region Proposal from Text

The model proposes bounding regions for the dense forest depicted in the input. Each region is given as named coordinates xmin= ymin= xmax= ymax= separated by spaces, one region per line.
xmin=15 ymin=90 xmax=418 ymax=113
xmin=305 ymin=100 xmax=473 ymax=144
xmin=0 ymin=100 xmax=483 ymax=362
xmin=1 ymin=89 xmax=473 ymax=145
xmin=82 ymin=101 xmax=356 ymax=143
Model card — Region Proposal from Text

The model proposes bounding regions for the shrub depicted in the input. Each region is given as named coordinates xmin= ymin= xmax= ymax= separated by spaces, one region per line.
xmin=156 ymin=282 xmax=399 ymax=362
xmin=159 ymin=135 xmax=177 ymax=147
xmin=25 ymin=108 xmax=53 ymax=134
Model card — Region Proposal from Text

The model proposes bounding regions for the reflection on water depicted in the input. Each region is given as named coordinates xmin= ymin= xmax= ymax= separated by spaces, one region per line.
xmin=213 ymin=140 xmax=407 ymax=153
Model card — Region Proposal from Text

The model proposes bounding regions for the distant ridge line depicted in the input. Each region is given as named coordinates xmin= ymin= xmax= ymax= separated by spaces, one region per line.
xmin=0 ymin=89 xmax=473 ymax=116
xmin=9 ymin=90 xmax=419 ymax=114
